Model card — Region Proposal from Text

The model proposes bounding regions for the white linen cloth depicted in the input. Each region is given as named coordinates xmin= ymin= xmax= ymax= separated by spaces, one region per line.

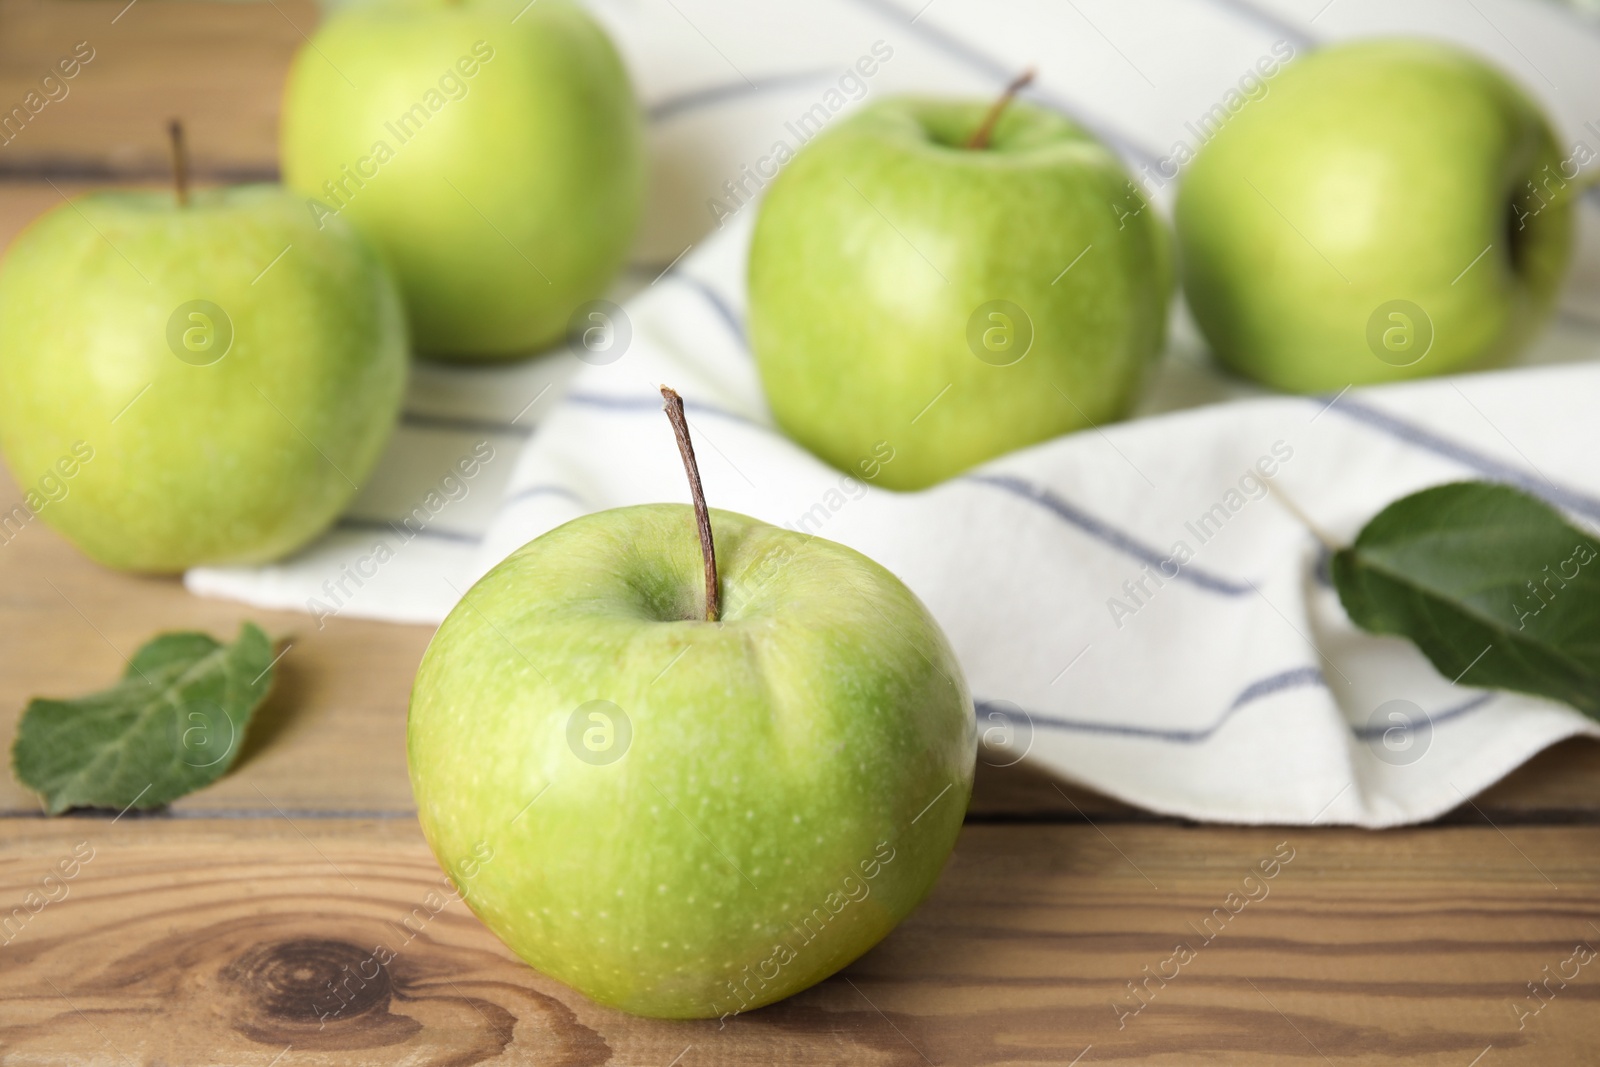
xmin=188 ymin=0 xmax=1600 ymax=826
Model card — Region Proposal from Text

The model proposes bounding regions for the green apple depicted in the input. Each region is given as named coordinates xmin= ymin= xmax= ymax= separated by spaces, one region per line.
xmin=748 ymin=96 xmax=1171 ymax=492
xmin=408 ymin=504 xmax=974 ymax=1018
xmin=1176 ymin=39 xmax=1576 ymax=393
xmin=280 ymin=0 xmax=644 ymax=360
xmin=0 ymin=185 xmax=407 ymax=572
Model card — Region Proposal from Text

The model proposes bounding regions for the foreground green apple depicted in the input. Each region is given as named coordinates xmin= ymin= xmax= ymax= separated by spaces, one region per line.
xmin=408 ymin=502 xmax=975 ymax=1017
xmin=1176 ymin=39 xmax=1576 ymax=393
xmin=281 ymin=0 xmax=643 ymax=360
xmin=0 ymin=184 xmax=407 ymax=572
xmin=749 ymin=94 xmax=1171 ymax=492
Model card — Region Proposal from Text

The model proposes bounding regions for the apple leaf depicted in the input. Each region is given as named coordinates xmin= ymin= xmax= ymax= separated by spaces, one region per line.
xmin=11 ymin=623 xmax=277 ymax=814
xmin=1331 ymin=482 xmax=1600 ymax=717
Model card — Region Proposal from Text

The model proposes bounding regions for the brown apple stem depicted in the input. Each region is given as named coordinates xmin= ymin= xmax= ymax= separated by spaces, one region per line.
xmin=661 ymin=385 xmax=720 ymax=622
xmin=167 ymin=119 xmax=189 ymax=208
xmin=965 ymin=68 xmax=1035 ymax=150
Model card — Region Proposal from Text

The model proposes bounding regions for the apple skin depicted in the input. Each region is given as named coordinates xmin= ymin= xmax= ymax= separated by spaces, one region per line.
xmin=0 ymin=185 xmax=407 ymax=572
xmin=748 ymin=97 xmax=1171 ymax=492
xmin=280 ymin=0 xmax=644 ymax=360
xmin=408 ymin=505 xmax=975 ymax=1018
xmin=1175 ymin=39 xmax=1575 ymax=393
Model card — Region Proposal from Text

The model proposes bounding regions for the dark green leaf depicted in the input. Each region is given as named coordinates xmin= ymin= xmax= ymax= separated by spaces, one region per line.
xmin=11 ymin=623 xmax=277 ymax=814
xmin=1332 ymin=481 xmax=1600 ymax=717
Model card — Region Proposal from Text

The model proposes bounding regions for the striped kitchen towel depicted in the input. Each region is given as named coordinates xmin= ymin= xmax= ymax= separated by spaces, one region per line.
xmin=188 ymin=0 xmax=1600 ymax=826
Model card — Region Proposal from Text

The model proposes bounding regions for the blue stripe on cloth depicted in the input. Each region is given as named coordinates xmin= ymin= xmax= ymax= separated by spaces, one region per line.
xmin=1349 ymin=691 xmax=1497 ymax=740
xmin=498 ymin=483 xmax=588 ymax=511
xmin=1197 ymin=0 xmax=1316 ymax=50
xmin=1323 ymin=394 xmax=1600 ymax=522
xmin=1559 ymin=308 xmax=1600 ymax=331
xmin=845 ymin=0 xmax=1160 ymax=168
xmin=976 ymin=665 xmax=1326 ymax=743
xmin=648 ymin=68 xmax=841 ymax=122
xmin=673 ymin=272 xmax=749 ymax=351
xmin=401 ymin=411 xmax=535 ymax=438
xmin=1312 ymin=544 xmax=1333 ymax=588
xmin=964 ymin=472 xmax=1254 ymax=595
xmin=336 ymin=516 xmax=484 ymax=544
xmin=564 ymin=390 xmax=767 ymax=428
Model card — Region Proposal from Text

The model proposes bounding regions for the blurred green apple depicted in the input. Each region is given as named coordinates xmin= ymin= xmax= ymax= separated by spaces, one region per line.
xmin=1176 ymin=39 xmax=1577 ymax=393
xmin=0 ymin=185 xmax=407 ymax=572
xmin=280 ymin=0 xmax=643 ymax=360
xmin=748 ymin=95 xmax=1171 ymax=492
xmin=408 ymin=504 xmax=975 ymax=1018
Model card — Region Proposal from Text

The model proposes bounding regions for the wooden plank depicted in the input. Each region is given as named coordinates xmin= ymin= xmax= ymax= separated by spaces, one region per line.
xmin=0 ymin=179 xmax=74 ymax=247
xmin=1473 ymin=739 xmax=1600 ymax=819
xmin=0 ymin=0 xmax=313 ymax=179
xmin=1 ymin=816 xmax=1596 ymax=1064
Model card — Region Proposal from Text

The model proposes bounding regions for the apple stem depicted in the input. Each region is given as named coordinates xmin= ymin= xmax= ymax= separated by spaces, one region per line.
xmin=660 ymin=386 xmax=721 ymax=623
xmin=167 ymin=119 xmax=189 ymax=208
xmin=964 ymin=68 xmax=1035 ymax=150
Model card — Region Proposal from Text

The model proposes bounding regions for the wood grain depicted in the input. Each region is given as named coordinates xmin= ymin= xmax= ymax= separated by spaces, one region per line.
xmin=2 ymin=817 xmax=1598 ymax=1065
xmin=0 ymin=0 xmax=313 ymax=179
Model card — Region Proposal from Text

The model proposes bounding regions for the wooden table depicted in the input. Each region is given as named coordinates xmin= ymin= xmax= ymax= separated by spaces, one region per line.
xmin=3 ymin=3 xmax=1599 ymax=1062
